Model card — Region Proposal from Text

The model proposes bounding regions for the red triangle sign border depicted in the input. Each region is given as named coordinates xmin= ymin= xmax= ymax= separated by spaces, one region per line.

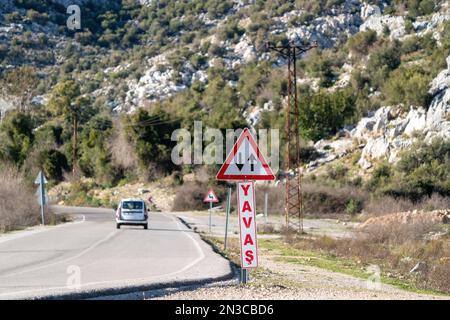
xmin=216 ymin=128 xmax=275 ymax=181
xmin=203 ymin=188 xmax=219 ymax=203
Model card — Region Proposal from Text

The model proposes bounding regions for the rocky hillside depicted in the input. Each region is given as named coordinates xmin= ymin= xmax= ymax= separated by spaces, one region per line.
xmin=309 ymin=53 xmax=450 ymax=172
xmin=0 ymin=0 xmax=449 ymax=196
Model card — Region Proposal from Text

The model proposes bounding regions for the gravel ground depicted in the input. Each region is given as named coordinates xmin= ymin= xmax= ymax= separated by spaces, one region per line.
xmin=174 ymin=211 xmax=357 ymax=239
xmin=154 ymin=255 xmax=449 ymax=300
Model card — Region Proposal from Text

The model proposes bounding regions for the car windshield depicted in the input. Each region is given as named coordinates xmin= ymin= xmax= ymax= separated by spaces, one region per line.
xmin=122 ymin=201 xmax=143 ymax=210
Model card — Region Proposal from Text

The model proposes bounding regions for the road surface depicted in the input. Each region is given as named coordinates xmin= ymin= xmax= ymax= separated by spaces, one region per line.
xmin=0 ymin=206 xmax=233 ymax=299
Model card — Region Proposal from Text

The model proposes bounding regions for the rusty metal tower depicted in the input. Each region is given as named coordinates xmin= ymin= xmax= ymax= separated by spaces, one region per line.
xmin=267 ymin=40 xmax=317 ymax=233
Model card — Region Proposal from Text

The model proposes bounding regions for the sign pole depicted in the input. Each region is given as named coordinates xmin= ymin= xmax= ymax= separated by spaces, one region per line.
xmin=209 ymin=201 xmax=212 ymax=234
xmin=203 ymin=188 xmax=219 ymax=234
xmin=39 ymin=171 xmax=45 ymax=225
xmin=224 ymin=187 xmax=231 ymax=251
xmin=241 ymin=268 xmax=248 ymax=284
xmin=264 ymin=191 xmax=268 ymax=225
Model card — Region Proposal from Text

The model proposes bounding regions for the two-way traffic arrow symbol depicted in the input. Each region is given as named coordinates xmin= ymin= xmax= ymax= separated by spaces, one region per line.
xmin=248 ymin=154 xmax=256 ymax=172
xmin=236 ymin=153 xmax=244 ymax=171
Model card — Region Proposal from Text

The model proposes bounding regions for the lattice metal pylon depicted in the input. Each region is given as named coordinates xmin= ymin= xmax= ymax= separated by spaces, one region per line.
xmin=267 ymin=40 xmax=317 ymax=233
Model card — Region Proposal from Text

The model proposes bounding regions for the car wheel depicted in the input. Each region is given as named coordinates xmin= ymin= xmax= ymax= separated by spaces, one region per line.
xmin=116 ymin=223 xmax=120 ymax=229
xmin=143 ymin=224 xmax=148 ymax=230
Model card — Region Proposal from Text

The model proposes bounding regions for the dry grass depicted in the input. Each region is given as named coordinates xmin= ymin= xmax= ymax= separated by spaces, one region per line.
xmin=172 ymin=181 xmax=210 ymax=211
xmin=360 ymin=219 xmax=442 ymax=244
xmin=0 ymin=165 xmax=56 ymax=232
xmin=288 ymin=216 xmax=450 ymax=293
xmin=364 ymin=194 xmax=450 ymax=215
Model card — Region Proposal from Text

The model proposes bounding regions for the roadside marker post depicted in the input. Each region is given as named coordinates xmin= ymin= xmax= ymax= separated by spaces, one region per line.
xmin=224 ymin=187 xmax=231 ymax=251
xmin=203 ymin=189 xmax=219 ymax=234
xmin=216 ymin=128 xmax=275 ymax=285
xmin=34 ymin=170 xmax=48 ymax=226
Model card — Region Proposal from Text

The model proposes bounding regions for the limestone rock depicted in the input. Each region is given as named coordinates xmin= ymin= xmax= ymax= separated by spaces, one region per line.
xmin=360 ymin=3 xmax=381 ymax=21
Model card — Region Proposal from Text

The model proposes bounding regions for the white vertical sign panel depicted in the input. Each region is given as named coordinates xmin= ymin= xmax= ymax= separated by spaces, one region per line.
xmin=237 ymin=181 xmax=258 ymax=269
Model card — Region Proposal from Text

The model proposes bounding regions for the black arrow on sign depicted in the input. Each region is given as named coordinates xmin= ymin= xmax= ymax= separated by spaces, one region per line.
xmin=248 ymin=154 xmax=256 ymax=172
xmin=236 ymin=153 xmax=244 ymax=171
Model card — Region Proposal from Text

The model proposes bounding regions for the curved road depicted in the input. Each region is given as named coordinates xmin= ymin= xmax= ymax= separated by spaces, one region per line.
xmin=0 ymin=206 xmax=232 ymax=299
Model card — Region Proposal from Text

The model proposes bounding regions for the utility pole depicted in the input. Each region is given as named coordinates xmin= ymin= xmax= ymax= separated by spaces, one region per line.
xmin=267 ymin=40 xmax=317 ymax=233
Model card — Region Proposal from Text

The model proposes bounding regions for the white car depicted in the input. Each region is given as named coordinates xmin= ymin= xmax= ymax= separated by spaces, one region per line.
xmin=116 ymin=199 xmax=148 ymax=229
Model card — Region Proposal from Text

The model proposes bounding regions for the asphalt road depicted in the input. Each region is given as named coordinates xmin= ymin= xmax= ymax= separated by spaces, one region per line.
xmin=0 ymin=206 xmax=233 ymax=299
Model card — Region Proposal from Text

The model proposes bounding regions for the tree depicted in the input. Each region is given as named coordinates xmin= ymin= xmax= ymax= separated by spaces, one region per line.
xmin=47 ymin=80 xmax=81 ymax=117
xmin=124 ymin=108 xmax=180 ymax=178
xmin=38 ymin=149 xmax=68 ymax=182
xmin=299 ymin=89 xmax=356 ymax=141
xmin=202 ymin=76 xmax=246 ymax=129
xmin=0 ymin=111 xmax=34 ymax=165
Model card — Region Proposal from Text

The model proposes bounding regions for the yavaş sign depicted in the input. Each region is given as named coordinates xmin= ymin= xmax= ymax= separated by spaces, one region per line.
xmin=237 ymin=181 xmax=258 ymax=269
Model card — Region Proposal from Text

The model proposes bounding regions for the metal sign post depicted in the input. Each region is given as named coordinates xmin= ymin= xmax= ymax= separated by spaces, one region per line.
xmin=35 ymin=170 xmax=48 ymax=225
xmin=264 ymin=191 xmax=268 ymax=225
xmin=209 ymin=201 xmax=212 ymax=234
xmin=224 ymin=187 xmax=231 ymax=251
xmin=203 ymin=189 xmax=219 ymax=234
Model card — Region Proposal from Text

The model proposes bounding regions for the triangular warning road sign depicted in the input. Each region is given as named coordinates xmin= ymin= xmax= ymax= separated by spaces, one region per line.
xmin=216 ymin=128 xmax=275 ymax=181
xmin=204 ymin=189 xmax=219 ymax=203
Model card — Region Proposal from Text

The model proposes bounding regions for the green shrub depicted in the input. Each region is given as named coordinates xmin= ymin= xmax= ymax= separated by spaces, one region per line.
xmin=299 ymin=89 xmax=356 ymax=141
xmin=347 ymin=29 xmax=377 ymax=55
xmin=0 ymin=111 xmax=34 ymax=166
xmin=366 ymin=42 xmax=401 ymax=89
xmin=26 ymin=9 xmax=48 ymax=24
xmin=385 ymin=138 xmax=450 ymax=200
xmin=383 ymin=65 xmax=432 ymax=107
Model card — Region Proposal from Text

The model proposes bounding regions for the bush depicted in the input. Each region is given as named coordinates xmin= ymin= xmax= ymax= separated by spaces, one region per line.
xmin=172 ymin=182 xmax=209 ymax=211
xmin=304 ymin=50 xmax=338 ymax=87
xmin=0 ymin=111 xmax=34 ymax=166
xmin=383 ymin=65 xmax=432 ymax=107
xmin=0 ymin=164 xmax=55 ymax=232
xmin=346 ymin=29 xmax=377 ymax=55
xmin=299 ymin=89 xmax=356 ymax=141
xmin=391 ymin=138 xmax=450 ymax=199
xmin=26 ymin=9 xmax=48 ymax=24
xmin=302 ymin=183 xmax=367 ymax=216
xmin=367 ymin=42 xmax=401 ymax=89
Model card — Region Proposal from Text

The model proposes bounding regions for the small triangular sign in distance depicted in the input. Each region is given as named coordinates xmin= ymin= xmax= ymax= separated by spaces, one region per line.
xmin=203 ymin=189 xmax=219 ymax=203
xmin=216 ymin=128 xmax=275 ymax=181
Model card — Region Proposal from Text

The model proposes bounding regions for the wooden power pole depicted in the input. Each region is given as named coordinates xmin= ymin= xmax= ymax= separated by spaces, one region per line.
xmin=267 ymin=40 xmax=317 ymax=233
